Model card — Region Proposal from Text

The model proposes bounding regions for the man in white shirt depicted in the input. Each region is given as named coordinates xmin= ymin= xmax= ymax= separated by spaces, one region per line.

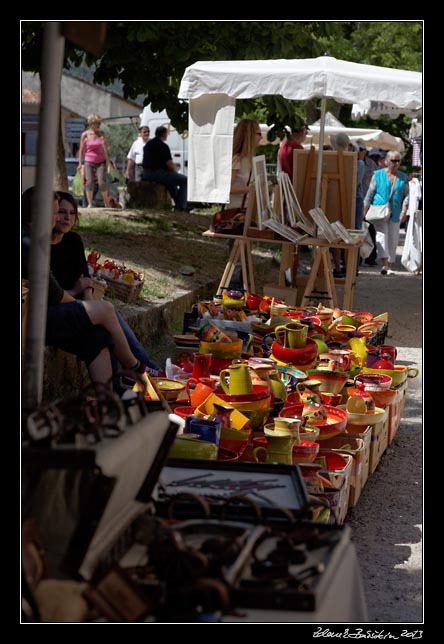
xmin=124 ymin=126 xmax=150 ymax=182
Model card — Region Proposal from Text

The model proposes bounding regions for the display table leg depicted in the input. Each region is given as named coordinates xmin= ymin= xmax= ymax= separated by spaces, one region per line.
xmin=343 ymin=247 xmax=358 ymax=310
xmin=217 ymin=239 xmax=242 ymax=293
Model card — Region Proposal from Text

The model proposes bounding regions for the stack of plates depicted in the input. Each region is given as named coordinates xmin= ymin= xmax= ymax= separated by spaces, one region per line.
xmin=173 ymin=334 xmax=200 ymax=357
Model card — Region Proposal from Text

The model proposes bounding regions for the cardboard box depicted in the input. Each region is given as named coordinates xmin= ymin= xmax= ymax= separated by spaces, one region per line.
xmin=319 ymin=437 xmax=366 ymax=508
xmin=339 ymin=425 xmax=372 ymax=489
xmin=369 ymin=409 xmax=389 ymax=474
xmin=388 ymin=382 xmax=408 ymax=444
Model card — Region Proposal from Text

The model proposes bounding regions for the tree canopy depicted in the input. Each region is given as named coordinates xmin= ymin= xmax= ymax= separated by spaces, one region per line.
xmin=22 ymin=21 xmax=422 ymax=159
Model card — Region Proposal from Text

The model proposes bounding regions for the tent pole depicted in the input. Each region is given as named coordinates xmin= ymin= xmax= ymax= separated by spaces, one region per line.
xmin=22 ymin=22 xmax=65 ymax=412
xmin=314 ymin=96 xmax=327 ymax=208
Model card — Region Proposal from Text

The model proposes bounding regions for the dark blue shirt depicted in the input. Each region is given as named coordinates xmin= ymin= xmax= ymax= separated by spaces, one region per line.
xmin=142 ymin=137 xmax=172 ymax=171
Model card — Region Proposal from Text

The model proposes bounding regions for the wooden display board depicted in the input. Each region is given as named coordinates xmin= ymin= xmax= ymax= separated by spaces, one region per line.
xmin=292 ymin=149 xmax=357 ymax=229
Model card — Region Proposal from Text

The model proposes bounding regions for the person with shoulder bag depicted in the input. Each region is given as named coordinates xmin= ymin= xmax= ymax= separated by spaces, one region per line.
xmin=363 ymin=150 xmax=409 ymax=275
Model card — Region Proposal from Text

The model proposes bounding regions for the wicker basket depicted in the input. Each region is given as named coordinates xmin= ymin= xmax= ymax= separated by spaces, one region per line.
xmin=101 ymin=276 xmax=144 ymax=303
xmin=92 ymin=278 xmax=108 ymax=300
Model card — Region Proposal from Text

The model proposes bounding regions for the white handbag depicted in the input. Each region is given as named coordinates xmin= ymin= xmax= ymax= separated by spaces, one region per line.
xmin=366 ymin=178 xmax=397 ymax=223
xmin=365 ymin=203 xmax=391 ymax=223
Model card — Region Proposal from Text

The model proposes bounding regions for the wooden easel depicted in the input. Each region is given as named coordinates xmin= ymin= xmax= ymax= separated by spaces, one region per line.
xmin=294 ymin=148 xmax=357 ymax=304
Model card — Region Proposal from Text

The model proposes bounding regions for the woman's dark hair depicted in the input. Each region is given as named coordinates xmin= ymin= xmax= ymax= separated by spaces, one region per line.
xmin=56 ymin=191 xmax=79 ymax=226
xmin=22 ymin=186 xmax=58 ymax=225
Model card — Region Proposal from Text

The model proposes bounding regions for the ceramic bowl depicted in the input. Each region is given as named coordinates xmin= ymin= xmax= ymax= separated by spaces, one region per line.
xmin=217 ymin=384 xmax=271 ymax=403
xmin=320 ymin=391 xmax=343 ymax=406
xmin=338 ymin=404 xmax=386 ymax=425
xmin=278 ymin=403 xmax=347 ymax=440
xmin=354 ymin=373 xmax=392 ymax=391
xmin=220 ymin=396 xmax=272 ymax=412
xmin=271 ymin=338 xmax=318 ymax=366
xmin=217 ymin=447 xmax=239 ymax=461
xmin=246 ymin=293 xmax=265 ymax=310
xmin=168 ymin=436 xmax=218 ymax=460
xmin=306 ymin=369 xmax=349 ymax=394
xmin=361 ymin=365 xmax=418 ymax=388
xmin=199 ymin=338 xmax=243 ymax=359
xmin=152 ymin=378 xmax=186 ymax=401
xmin=292 ymin=440 xmax=320 ymax=464
xmin=173 ymin=405 xmax=197 ymax=419
xmin=347 ymin=386 xmax=397 ymax=409
xmin=299 ymin=424 xmax=321 ymax=442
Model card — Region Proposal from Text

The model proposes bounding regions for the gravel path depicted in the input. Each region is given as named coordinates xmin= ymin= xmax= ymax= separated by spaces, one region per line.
xmin=346 ymin=231 xmax=423 ymax=623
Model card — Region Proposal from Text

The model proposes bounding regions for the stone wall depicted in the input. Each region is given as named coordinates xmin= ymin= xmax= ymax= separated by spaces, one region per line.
xmin=42 ymin=280 xmax=219 ymax=403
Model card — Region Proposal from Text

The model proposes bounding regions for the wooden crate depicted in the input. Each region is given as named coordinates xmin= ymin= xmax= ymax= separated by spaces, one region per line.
xmin=369 ymin=408 xmax=389 ymax=474
xmin=340 ymin=424 xmax=372 ymax=489
xmin=319 ymin=437 xmax=366 ymax=508
xmin=388 ymin=381 xmax=408 ymax=444
xmin=314 ymin=476 xmax=351 ymax=525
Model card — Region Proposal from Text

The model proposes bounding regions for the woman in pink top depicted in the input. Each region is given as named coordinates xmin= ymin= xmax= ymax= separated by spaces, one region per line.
xmin=77 ymin=114 xmax=110 ymax=207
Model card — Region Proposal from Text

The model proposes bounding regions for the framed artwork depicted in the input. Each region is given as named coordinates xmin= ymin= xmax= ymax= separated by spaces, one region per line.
xmin=253 ymin=155 xmax=271 ymax=230
xmin=157 ymin=459 xmax=310 ymax=518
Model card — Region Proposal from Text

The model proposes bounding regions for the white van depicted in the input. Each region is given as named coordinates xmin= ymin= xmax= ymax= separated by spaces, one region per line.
xmin=139 ymin=105 xmax=189 ymax=175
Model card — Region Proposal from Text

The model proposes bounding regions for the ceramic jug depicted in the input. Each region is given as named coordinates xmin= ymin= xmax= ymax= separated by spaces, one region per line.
xmin=274 ymin=322 xmax=308 ymax=349
xmin=259 ymin=430 xmax=297 ymax=464
xmin=192 ymin=353 xmax=212 ymax=380
xmin=301 ymin=394 xmax=327 ymax=425
xmin=346 ymin=383 xmax=376 ymax=414
xmin=219 ymin=363 xmax=253 ymax=395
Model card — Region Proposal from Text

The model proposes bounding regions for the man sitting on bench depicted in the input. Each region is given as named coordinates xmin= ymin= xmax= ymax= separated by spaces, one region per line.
xmin=142 ymin=125 xmax=188 ymax=212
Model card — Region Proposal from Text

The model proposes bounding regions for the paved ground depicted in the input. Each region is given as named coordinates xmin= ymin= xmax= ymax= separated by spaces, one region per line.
xmin=345 ymin=230 xmax=423 ymax=624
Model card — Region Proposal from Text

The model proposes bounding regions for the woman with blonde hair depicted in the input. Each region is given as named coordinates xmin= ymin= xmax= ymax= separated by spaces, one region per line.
xmin=228 ymin=118 xmax=262 ymax=209
xmin=226 ymin=119 xmax=263 ymax=289
xmin=77 ymin=114 xmax=110 ymax=208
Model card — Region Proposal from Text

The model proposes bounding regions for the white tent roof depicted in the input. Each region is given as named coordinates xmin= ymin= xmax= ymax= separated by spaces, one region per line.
xmin=178 ymin=56 xmax=422 ymax=203
xmin=179 ymin=56 xmax=422 ymax=108
xmin=307 ymin=112 xmax=405 ymax=152
xmin=351 ymin=99 xmax=423 ymax=121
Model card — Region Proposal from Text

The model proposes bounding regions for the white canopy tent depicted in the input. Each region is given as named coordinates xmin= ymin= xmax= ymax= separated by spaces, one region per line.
xmin=178 ymin=56 xmax=422 ymax=205
xmin=306 ymin=111 xmax=405 ymax=153
xmin=351 ymin=99 xmax=422 ymax=121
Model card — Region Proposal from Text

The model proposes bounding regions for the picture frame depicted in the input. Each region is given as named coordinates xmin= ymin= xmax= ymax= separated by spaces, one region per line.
xmin=155 ymin=459 xmax=310 ymax=521
xmin=253 ymin=155 xmax=271 ymax=230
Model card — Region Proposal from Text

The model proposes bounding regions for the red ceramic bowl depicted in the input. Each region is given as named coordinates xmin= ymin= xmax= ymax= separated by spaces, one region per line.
xmin=173 ymin=405 xmax=196 ymax=419
xmin=271 ymin=338 xmax=318 ymax=366
xmin=292 ymin=440 xmax=320 ymax=464
xmin=246 ymin=293 xmax=264 ymax=310
xmin=217 ymin=447 xmax=239 ymax=461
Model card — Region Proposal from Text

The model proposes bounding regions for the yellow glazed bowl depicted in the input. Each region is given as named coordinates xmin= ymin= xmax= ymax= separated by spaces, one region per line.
xmin=361 ymin=365 xmax=419 ymax=388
